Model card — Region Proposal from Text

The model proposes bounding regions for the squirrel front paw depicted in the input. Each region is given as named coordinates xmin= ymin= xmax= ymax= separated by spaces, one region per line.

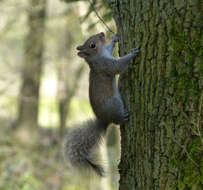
xmin=123 ymin=110 xmax=130 ymax=121
xmin=131 ymin=47 xmax=140 ymax=56
xmin=112 ymin=34 xmax=119 ymax=43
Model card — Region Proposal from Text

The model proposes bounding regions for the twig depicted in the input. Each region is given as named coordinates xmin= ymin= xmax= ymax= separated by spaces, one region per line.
xmin=172 ymin=137 xmax=198 ymax=167
xmin=87 ymin=0 xmax=115 ymax=34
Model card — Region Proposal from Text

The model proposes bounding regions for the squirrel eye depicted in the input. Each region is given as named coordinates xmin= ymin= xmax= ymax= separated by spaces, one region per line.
xmin=89 ymin=42 xmax=96 ymax=49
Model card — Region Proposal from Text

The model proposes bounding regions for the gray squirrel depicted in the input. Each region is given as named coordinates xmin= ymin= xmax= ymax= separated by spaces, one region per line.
xmin=64 ymin=32 xmax=139 ymax=177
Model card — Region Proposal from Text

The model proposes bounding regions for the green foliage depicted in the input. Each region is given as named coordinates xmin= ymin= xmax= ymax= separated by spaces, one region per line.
xmin=0 ymin=128 xmax=78 ymax=190
xmin=0 ymin=137 xmax=42 ymax=190
xmin=0 ymin=123 xmax=118 ymax=190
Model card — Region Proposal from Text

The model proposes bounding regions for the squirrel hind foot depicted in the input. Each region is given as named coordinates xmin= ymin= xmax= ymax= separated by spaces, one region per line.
xmin=123 ymin=110 xmax=130 ymax=121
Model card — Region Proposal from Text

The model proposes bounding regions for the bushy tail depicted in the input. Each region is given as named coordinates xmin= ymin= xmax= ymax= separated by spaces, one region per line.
xmin=63 ymin=118 xmax=109 ymax=177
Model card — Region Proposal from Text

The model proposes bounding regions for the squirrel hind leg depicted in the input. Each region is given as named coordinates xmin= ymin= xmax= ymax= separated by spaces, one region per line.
xmin=123 ymin=109 xmax=130 ymax=121
xmin=103 ymin=96 xmax=129 ymax=124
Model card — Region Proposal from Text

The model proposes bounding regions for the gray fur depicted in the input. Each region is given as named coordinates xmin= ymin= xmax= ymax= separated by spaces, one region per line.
xmin=89 ymin=45 xmax=139 ymax=124
xmin=64 ymin=119 xmax=107 ymax=176
xmin=64 ymin=33 xmax=139 ymax=177
xmin=90 ymin=47 xmax=139 ymax=75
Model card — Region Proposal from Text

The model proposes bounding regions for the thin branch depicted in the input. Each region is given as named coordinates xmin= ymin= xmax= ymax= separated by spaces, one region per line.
xmin=87 ymin=0 xmax=115 ymax=34
xmin=172 ymin=137 xmax=198 ymax=167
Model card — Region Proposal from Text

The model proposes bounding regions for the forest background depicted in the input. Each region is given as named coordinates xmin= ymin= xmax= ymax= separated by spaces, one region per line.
xmin=0 ymin=0 xmax=118 ymax=190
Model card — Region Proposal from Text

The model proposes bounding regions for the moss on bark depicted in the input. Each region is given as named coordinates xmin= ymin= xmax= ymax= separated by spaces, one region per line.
xmin=109 ymin=0 xmax=203 ymax=189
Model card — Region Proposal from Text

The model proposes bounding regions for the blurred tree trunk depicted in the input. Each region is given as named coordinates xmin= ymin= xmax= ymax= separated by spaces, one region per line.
xmin=57 ymin=17 xmax=84 ymax=138
xmin=58 ymin=63 xmax=84 ymax=138
xmin=109 ymin=0 xmax=202 ymax=189
xmin=17 ymin=0 xmax=47 ymax=128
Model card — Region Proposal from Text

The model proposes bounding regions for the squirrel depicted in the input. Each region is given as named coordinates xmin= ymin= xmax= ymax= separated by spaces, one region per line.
xmin=64 ymin=32 xmax=139 ymax=177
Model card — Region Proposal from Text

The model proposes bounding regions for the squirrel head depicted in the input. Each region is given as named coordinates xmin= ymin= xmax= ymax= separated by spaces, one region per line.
xmin=76 ymin=32 xmax=106 ymax=60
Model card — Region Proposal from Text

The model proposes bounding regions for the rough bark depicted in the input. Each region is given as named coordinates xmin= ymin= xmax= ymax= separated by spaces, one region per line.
xmin=109 ymin=0 xmax=203 ymax=189
xmin=18 ymin=0 xmax=47 ymax=128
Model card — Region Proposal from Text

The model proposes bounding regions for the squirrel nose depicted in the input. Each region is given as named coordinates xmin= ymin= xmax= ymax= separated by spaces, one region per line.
xmin=76 ymin=45 xmax=83 ymax=50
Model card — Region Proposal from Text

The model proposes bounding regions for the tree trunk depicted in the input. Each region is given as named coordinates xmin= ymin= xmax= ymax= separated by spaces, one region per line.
xmin=18 ymin=0 xmax=47 ymax=128
xmin=109 ymin=0 xmax=203 ymax=189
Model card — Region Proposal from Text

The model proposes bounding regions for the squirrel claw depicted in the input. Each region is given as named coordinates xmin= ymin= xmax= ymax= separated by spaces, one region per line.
xmin=123 ymin=110 xmax=130 ymax=121
xmin=131 ymin=47 xmax=140 ymax=55
xmin=112 ymin=34 xmax=119 ymax=43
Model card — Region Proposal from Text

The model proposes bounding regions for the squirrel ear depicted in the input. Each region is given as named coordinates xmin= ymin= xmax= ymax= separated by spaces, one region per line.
xmin=100 ymin=32 xmax=105 ymax=38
